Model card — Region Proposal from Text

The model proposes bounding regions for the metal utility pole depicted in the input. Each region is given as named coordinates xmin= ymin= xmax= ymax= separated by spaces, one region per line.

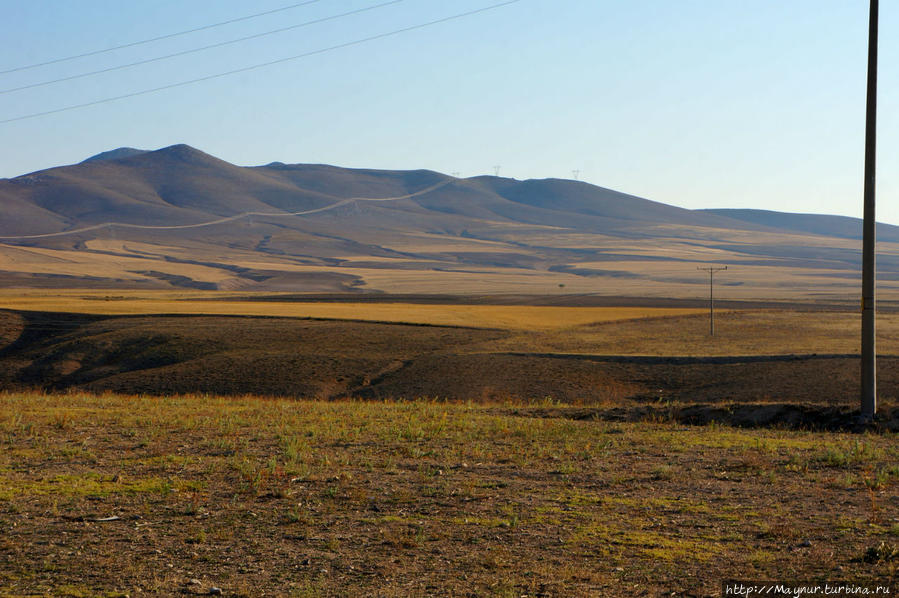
xmin=572 ymin=169 xmax=580 ymax=180
xmin=698 ymin=266 xmax=727 ymax=336
xmin=493 ymin=165 xmax=501 ymax=177
xmin=861 ymin=0 xmax=879 ymax=422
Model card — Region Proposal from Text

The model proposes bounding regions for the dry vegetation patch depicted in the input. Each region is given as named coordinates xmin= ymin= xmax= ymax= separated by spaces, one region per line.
xmin=1 ymin=392 xmax=897 ymax=596
xmin=0 ymin=290 xmax=707 ymax=330
xmin=488 ymin=309 xmax=899 ymax=356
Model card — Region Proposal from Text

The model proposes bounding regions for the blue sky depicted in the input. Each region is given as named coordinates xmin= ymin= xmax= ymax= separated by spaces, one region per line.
xmin=1 ymin=0 xmax=897 ymax=224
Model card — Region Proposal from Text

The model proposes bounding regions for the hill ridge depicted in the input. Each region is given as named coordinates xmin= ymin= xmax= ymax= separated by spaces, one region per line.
xmin=0 ymin=144 xmax=895 ymax=297
xmin=81 ymin=147 xmax=150 ymax=164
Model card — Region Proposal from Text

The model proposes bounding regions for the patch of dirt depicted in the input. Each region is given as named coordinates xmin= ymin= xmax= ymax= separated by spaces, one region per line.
xmin=0 ymin=310 xmax=26 ymax=352
xmin=129 ymin=270 xmax=218 ymax=290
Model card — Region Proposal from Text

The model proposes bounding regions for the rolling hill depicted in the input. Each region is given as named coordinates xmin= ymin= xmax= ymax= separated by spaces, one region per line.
xmin=1 ymin=144 xmax=897 ymax=299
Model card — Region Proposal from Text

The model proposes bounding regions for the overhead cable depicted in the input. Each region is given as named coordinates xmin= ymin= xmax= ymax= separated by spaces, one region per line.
xmin=0 ymin=0 xmax=521 ymax=125
xmin=0 ymin=0 xmax=404 ymax=95
xmin=0 ymin=0 xmax=328 ymax=75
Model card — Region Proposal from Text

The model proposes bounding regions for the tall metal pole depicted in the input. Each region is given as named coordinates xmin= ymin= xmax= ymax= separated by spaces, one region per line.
xmin=698 ymin=266 xmax=727 ymax=336
xmin=861 ymin=0 xmax=878 ymax=422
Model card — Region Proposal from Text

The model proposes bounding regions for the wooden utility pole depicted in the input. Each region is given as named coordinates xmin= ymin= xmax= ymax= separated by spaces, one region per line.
xmin=861 ymin=0 xmax=878 ymax=422
xmin=698 ymin=266 xmax=727 ymax=336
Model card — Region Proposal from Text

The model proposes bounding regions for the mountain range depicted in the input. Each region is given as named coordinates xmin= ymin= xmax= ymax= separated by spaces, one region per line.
xmin=1 ymin=144 xmax=897 ymax=299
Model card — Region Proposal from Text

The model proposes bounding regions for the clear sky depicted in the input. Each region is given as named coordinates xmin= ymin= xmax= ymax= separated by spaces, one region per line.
xmin=1 ymin=1 xmax=897 ymax=224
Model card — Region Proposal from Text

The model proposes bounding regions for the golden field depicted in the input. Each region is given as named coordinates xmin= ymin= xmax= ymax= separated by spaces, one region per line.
xmin=0 ymin=289 xmax=708 ymax=331
xmin=4 ymin=230 xmax=899 ymax=299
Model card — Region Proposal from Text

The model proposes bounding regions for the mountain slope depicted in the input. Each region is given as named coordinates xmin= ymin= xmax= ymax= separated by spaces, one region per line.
xmin=0 ymin=144 xmax=895 ymax=299
xmin=704 ymin=208 xmax=899 ymax=244
xmin=2 ymin=144 xmax=758 ymax=237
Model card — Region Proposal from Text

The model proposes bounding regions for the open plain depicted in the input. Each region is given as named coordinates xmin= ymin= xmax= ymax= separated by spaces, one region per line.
xmin=2 ymin=294 xmax=899 ymax=597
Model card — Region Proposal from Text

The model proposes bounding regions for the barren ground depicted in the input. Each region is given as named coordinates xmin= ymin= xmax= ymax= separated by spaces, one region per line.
xmin=1 ymin=303 xmax=898 ymax=411
xmin=1 ymin=393 xmax=897 ymax=597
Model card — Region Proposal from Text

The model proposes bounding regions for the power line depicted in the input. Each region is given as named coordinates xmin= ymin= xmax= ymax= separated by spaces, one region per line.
xmin=0 ymin=0 xmax=328 ymax=75
xmin=0 ymin=0 xmax=404 ymax=95
xmin=0 ymin=0 xmax=521 ymax=125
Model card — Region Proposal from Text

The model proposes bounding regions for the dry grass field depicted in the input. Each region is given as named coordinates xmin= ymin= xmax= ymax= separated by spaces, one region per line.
xmin=1 ymin=392 xmax=897 ymax=597
xmin=5 ymin=228 xmax=899 ymax=300
xmin=491 ymin=309 xmax=899 ymax=356
xmin=0 ymin=289 xmax=708 ymax=331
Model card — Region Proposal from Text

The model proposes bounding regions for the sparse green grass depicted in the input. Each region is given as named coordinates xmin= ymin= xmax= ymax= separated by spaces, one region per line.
xmin=1 ymin=391 xmax=897 ymax=596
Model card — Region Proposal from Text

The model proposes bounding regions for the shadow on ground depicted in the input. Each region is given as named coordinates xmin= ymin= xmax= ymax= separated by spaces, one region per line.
xmin=1 ymin=310 xmax=896 ymax=431
xmin=498 ymin=403 xmax=899 ymax=432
